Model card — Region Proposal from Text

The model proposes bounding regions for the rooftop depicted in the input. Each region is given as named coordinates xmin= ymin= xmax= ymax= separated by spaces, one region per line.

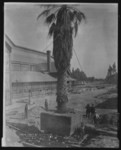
xmin=5 ymin=34 xmax=54 ymax=58
xmin=11 ymin=71 xmax=57 ymax=83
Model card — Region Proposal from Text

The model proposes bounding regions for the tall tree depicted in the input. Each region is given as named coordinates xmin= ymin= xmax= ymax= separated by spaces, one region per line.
xmin=38 ymin=5 xmax=85 ymax=112
xmin=71 ymin=68 xmax=87 ymax=80
xmin=109 ymin=65 xmax=113 ymax=76
xmin=112 ymin=62 xmax=116 ymax=75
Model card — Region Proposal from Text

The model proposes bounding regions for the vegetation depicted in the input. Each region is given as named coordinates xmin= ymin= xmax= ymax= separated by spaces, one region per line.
xmin=71 ymin=68 xmax=87 ymax=81
xmin=38 ymin=5 xmax=85 ymax=112
xmin=96 ymin=97 xmax=117 ymax=109
xmin=105 ymin=62 xmax=118 ymax=84
xmin=71 ymin=68 xmax=103 ymax=82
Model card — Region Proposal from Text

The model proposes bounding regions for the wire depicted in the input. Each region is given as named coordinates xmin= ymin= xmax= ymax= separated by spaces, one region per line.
xmin=42 ymin=40 xmax=53 ymax=52
xmin=41 ymin=35 xmax=84 ymax=72
xmin=73 ymin=48 xmax=83 ymax=72
xmin=42 ymin=34 xmax=60 ymax=52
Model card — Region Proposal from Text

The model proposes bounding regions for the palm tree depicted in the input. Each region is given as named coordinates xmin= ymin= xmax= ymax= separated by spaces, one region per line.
xmin=37 ymin=4 xmax=85 ymax=112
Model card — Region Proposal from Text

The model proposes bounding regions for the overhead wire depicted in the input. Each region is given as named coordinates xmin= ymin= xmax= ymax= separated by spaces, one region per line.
xmin=73 ymin=48 xmax=83 ymax=72
xmin=42 ymin=40 xmax=53 ymax=52
xmin=41 ymin=34 xmax=60 ymax=52
xmin=41 ymin=34 xmax=84 ymax=72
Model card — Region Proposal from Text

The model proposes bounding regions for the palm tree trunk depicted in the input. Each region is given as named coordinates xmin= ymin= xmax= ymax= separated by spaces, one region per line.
xmin=56 ymin=69 xmax=68 ymax=113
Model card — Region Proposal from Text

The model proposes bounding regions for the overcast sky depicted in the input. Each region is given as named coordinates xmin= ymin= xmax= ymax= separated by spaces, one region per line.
xmin=4 ymin=3 xmax=118 ymax=78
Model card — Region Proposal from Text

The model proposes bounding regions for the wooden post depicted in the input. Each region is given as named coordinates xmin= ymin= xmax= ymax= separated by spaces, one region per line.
xmin=25 ymin=103 xmax=28 ymax=119
xmin=29 ymin=90 xmax=31 ymax=104
xmin=9 ymin=51 xmax=12 ymax=105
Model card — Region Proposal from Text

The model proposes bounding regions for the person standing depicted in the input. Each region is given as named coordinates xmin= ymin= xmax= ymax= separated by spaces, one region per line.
xmin=90 ymin=104 xmax=95 ymax=118
xmin=28 ymin=89 xmax=31 ymax=104
xmin=45 ymin=99 xmax=48 ymax=111
xmin=25 ymin=103 xmax=28 ymax=119
xmin=80 ymin=122 xmax=85 ymax=139
xmin=85 ymin=104 xmax=90 ymax=118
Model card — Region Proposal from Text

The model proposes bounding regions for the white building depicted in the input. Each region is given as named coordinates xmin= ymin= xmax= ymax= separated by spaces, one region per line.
xmin=4 ymin=35 xmax=75 ymax=105
xmin=4 ymin=35 xmax=57 ymax=105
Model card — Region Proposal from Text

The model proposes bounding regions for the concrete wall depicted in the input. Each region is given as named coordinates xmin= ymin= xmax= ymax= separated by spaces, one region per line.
xmin=40 ymin=112 xmax=82 ymax=136
xmin=41 ymin=112 xmax=71 ymax=136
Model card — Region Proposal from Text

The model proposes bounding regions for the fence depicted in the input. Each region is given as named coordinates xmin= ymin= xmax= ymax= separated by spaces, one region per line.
xmin=12 ymin=82 xmax=57 ymax=99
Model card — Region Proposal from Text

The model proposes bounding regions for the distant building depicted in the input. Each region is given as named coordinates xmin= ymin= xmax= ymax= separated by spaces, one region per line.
xmin=4 ymin=35 xmax=75 ymax=105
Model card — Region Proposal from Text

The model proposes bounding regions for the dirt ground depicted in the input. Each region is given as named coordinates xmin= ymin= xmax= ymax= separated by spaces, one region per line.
xmin=84 ymin=135 xmax=119 ymax=148
xmin=4 ymin=81 xmax=119 ymax=147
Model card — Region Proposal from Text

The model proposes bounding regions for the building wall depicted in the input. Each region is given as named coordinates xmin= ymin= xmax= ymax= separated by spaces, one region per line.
xmin=5 ymin=36 xmax=56 ymax=73
xmin=5 ymin=36 xmax=57 ymax=104
xmin=5 ymin=36 xmax=75 ymax=104
xmin=12 ymin=81 xmax=57 ymax=99
xmin=4 ymin=44 xmax=11 ymax=105
xmin=11 ymin=47 xmax=48 ymax=72
xmin=11 ymin=48 xmax=56 ymax=73
xmin=11 ymin=62 xmax=48 ymax=72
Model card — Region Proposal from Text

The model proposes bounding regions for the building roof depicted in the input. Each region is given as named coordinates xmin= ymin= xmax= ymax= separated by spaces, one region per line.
xmin=11 ymin=71 xmax=75 ymax=83
xmin=11 ymin=71 xmax=57 ymax=83
xmin=5 ymin=34 xmax=54 ymax=58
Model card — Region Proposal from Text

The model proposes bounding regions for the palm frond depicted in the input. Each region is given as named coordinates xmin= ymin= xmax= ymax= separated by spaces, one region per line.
xmin=37 ymin=9 xmax=52 ymax=20
xmin=76 ymin=11 xmax=86 ymax=24
xmin=69 ymin=11 xmax=75 ymax=22
xmin=74 ymin=21 xmax=78 ymax=37
xmin=67 ymin=5 xmax=82 ymax=13
xmin=37 ymin=4 xmax=62 ymax=20
xmin=38 ymin=4 xmax=85 ymax=71
xmin=45 ymin=14 xmax=55 ymax=25
xmin=48 ymin=23 xmax=56 ymax=37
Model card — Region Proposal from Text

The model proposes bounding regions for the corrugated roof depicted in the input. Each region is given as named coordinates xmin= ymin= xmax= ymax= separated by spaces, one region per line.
xmin=11 ymin=71 xmax=57 ymax=83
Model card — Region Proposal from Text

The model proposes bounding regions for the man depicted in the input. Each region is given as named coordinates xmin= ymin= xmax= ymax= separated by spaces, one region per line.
xmin=85 ymin=104 xmax=90 ymax=118
xmin=45 ymin=99 xmax=48 ymax=111
xmin=25 ymin=103 xmax=28 ymax=119
xmin=90 ymin=104 xmax=95 ymax=118
xmin=80 ymin=122 xmax=85 ymax=139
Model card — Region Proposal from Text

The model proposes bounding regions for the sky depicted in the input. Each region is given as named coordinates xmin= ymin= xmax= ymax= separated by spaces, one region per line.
xmin=4 ymin=3 xmax=118 ymax=78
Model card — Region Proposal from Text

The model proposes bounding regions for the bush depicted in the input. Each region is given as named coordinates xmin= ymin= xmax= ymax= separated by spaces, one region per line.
xmin=99 ymin=113 xmax=118 ymax=126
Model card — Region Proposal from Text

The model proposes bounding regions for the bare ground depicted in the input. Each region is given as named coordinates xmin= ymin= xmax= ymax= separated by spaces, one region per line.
xmin=4 ymin=81 xmax=119 ymax=147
